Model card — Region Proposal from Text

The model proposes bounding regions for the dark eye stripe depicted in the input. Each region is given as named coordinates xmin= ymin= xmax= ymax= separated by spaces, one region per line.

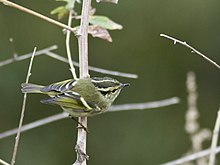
xmin=112 ymin=89 xmax=118 ymax=93
xmin=93 ymin=82 xmax=116 ymax=88
xmin=100 ymin=91 xmax=109 ymax=96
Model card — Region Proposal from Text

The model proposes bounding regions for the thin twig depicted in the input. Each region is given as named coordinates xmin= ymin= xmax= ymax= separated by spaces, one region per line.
xmin=0 ymin=158 xmax=10 ymax=165
xmin=0 ymin=45 xmax=58 ymax=67
xmin=163 ymin=147 xmax=220 ymax=165
xmin=160 ymin=33 xmax=220 ymax=70
xmin=66 ymin=9 xmax=78 ymax=80
xmin=0 ymin=45 xmax=138 ymax=78
xmin=89 ymin=65 xmax=137 ymax=78
xmin=46 ymin=51 xmax=138 ymax=78
xmin=0 ymin=97 xmax=180 ymax=140
xmin=0 ymin=0 xmax=76 ymax=32
xmin=209 ymin=109 xmax=220 ymax=165
xmin=0 ymin=112 xmax=68 ymax=140
xmin=96 ymin=0 xmax=118 ymax=4
xmin=74 ymin=0 xmax=91 ymax=164
xmin=10 ymin=48 xmax=36 ymax=165
xmin=108 ymin=97 xmax=179 ymax=112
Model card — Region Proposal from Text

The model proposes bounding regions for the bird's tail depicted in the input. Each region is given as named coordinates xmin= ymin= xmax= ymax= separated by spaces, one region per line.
xmin=21 ymin=83 xmax=44 ymax=93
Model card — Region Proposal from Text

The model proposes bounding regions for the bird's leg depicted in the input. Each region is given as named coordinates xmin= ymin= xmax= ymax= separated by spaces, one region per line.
xmin=69 ymin=115 xmax=89 ymax=133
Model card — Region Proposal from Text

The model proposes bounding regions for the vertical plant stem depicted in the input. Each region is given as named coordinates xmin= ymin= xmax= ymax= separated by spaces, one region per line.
xmin=66 ymin=9 xmax=78 ymax=80
xmin=10 ymin=48 xmax=36 ymax=165
xmin=78 ymin=1 xmax=90 ymax=78
xmin=74 ymin=0 xmax=91 ymax=165
xmin=209 ymin=109 xmax=220 ymax=165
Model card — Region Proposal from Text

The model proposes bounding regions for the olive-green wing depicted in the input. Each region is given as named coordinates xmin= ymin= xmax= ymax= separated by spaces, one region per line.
xmin=40 ymin=91 xmax=94 ymax=111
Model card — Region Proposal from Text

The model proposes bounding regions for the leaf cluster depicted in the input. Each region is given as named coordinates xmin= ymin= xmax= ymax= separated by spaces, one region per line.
xmin=51 ymin=0 xmax=122 ymax=42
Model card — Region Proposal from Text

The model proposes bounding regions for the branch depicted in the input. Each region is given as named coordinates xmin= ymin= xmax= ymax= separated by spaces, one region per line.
xmin=0 ymin=112 xmax=68 ymax=140
xmin=78 ymin=0 xmax=90 ymax=78
xmin=10 ymin=48 xmax=36 ymax=165
xmin=0 ymin=159 xmax=9 ymax=165
xmin=0 ymin=45 xmax=58 ymax=67
xmin=163 ymin=147 xmax=220 ymax=165
xmin=0 ymin=0 xmax=76 ymax=32
xmin=96 ymin=0 xmax=118 ymax=4
xmin=74 ymin=0 xmax=91 ymax=164
xmin=108 ymin=97 xmax=179 ymax=112
xmin=209 ymin=109 xmax=220 ymax=165
xmin=46 ymin=51 xmax=138 ymax=78
xmin=0 ymin=45 xmax=138 ymax=79
xmin=160 ymin=33 xmax=220 ymax=70
xmin=0 ymin=97 xmax=180 ymax=140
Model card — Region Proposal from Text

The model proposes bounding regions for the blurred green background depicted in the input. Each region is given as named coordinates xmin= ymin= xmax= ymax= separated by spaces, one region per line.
xmin=0 ymin=0 xmax=220 ymax=164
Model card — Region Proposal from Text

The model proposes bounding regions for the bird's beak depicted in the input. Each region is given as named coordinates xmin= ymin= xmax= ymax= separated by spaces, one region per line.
xmin=121 ymin=83 xmax=130 ymax=88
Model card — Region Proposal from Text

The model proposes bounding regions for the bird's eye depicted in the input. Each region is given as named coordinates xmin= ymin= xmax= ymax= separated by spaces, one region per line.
xmin=112 ymin=89 xmax=117 ymax=93
xmin=100 ymin=91 xmax=109 ymax=96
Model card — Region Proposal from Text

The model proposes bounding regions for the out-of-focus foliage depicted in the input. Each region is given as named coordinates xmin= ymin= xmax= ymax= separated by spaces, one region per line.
xmin=51 ymin=0 xmax=79 ymax=19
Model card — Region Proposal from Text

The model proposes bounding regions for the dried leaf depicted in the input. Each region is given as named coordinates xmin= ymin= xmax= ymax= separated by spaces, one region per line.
xmin=96 ymin=0 xmax=118 ymax=4
xmin=88 ymin=25 xmax=112 ymax=42
xmin=89 ymin=15 xmax=123 ymax=30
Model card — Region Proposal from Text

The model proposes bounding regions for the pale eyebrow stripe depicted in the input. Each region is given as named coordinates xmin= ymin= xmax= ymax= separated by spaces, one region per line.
xmin=91 ymin=79 xmax=116 ymax=83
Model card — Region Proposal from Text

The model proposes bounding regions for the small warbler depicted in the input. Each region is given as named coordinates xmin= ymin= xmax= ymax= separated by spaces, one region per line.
xmin=21 ymin=77 xmax=129 ymax=117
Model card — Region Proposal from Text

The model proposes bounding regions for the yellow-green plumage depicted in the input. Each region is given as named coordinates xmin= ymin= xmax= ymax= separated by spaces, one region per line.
xmin=21 ymin=77 xmax=128 ymax=117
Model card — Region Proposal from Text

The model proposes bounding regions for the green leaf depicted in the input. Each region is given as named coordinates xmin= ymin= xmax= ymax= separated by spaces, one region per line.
xmin=50 ymin=0 xmax=80 ymax=19
xmin=50 ymin=6 xmax=68 ymax=20
xmin=89 ymin=16 xmax=123 ymax=30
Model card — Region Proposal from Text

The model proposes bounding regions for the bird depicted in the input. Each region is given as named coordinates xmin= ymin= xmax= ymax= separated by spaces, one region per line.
xmin=21 ymin=77 xmax=129 ymax=117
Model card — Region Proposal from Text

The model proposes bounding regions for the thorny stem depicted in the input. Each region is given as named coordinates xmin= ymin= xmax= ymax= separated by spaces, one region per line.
xmin=75 ymin=0 xmax=91 ymax=164
xmin=10 ymin=48 xmax=36 ymax=165
xmin=160 ymin=33 xmax=220 ymax=70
